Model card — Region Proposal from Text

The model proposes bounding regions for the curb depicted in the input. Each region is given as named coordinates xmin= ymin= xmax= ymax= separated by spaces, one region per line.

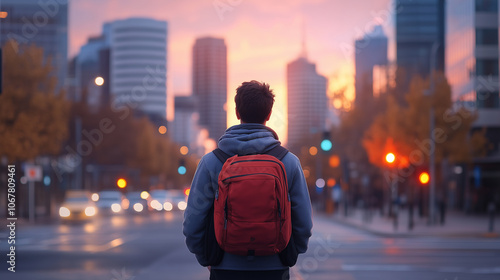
xmin=322 ymin=215 xmax=500 ymax=239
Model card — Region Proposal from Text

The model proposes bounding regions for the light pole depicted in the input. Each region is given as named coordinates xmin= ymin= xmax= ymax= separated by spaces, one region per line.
xmin=385 ymin=152 xmax=396 ymax=218
xmin=426 ymin=42 xmax=439 ymax=225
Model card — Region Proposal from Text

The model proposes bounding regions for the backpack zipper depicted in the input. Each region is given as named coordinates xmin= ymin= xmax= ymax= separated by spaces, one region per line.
xmin=224 ymin=198 xmax=228 ymax=229
xmin=230 ymin=159 xmax=287 ymax=182
xmin=222 ymin=172 xmax=279 ymax=182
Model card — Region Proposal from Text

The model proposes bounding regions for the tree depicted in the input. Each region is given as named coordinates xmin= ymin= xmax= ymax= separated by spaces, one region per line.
xmin=0 ymin=40 xmax=69 ymax=162
xmin=67 ymin=97 xmax=197 ymax=189
xmin=362 ymin=73 xmax=488 ymax=181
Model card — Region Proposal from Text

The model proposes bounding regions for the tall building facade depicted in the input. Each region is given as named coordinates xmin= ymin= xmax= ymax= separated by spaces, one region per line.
xmin=354 ymin=25 xmax=388 ymax=106
xmin=172 ymin=95 xmax=199 ymax=147
xmin=0 ymin=0 xmax=68 ymax=91
xmin=287 ymin=56 xmax=328 ymax=152
xmin=396 ymin=0 xmax=445 ymax=89
xmin=192 ymin=37 xmax=227 ymax=140
xmin=110 ymin=18 xmax=167 ymax=124
xmin=446 ymin=0 xmax=500 ymax=206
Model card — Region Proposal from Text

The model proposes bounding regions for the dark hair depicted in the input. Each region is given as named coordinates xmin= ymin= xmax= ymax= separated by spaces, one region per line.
xmin=235 ymin=80 xmax=275 ymax=124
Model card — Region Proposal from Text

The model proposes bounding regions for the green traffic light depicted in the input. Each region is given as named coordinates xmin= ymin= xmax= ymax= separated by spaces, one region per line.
xmin=321 ymin=139 xmax=332 ymax=151
xmin=178 ymin=166 xmax=187 ymax=175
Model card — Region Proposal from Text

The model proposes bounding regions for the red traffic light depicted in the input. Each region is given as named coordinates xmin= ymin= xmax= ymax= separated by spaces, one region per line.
xmin=385 ymin=153 xmax=395 ymax=164
xmin=419 ymin=172 xmax=430 ymax=184
xmin=117 ymin=178 xmax=127 ymax=188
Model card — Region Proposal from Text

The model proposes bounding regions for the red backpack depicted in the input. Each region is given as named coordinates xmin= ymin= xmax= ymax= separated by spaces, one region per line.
xmin=212 ymin=146 xmax=292 ymax=257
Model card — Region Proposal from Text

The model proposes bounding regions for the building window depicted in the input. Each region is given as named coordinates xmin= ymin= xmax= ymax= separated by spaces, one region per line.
xmin=475 ymin=0 xmax=498 ymax=12
xmin=477 ymin=91 xmax=500 ymax=108
xmin=476 ymin=59 xmax=499 ymax=76
xmin=476 ymin=28 xmax=499 ymax=45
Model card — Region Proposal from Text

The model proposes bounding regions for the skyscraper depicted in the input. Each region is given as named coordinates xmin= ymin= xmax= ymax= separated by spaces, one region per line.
xmin=354 ymin=25 xmax=388 ymax=106
xmin=192 ymin=37 xmax=227 ymax=140
xmin=110 ymin=18 xmax=167 ymax=125
xmin=446 ymin=0 xmax=500 ymax=211
xmin=446 ymin=0 xmax=500 ymax=143
xmin=0 ymin=0 xmax=68 ymax=91
xmin=396 ymin=0 xmax=445 ymax=89
xmin=172 ymin=95 xmax=199 ymax=148
xmin=286 ymin=54 xmax=328 ymax=152
xmin=75 ymin=26 xmax=110 ymax=104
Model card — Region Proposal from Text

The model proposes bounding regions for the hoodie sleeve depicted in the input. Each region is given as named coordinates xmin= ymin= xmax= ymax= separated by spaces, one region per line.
xmin=183 ymin=155 xmax=218 ymax=261
xmin=286 ymin=153 xmax=313 ymax=254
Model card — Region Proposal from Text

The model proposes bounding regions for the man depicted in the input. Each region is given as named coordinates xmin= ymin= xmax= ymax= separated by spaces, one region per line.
xmin=183 ymin=80 xmax=313 ymax=280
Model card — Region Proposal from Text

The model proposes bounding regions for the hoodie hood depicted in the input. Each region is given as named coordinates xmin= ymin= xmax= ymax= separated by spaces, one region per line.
xmin=218 ymin=124 xmax=281 ymax=156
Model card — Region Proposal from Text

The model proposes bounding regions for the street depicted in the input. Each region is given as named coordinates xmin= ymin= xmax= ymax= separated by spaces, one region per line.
xmin=1 ymin=212 xmax=500 ymax=280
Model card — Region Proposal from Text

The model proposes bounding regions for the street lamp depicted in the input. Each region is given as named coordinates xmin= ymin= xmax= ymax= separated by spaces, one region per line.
xmin=94 ymin=76 xmax=104 ymax=86
xmin=426 ymin=42 xmax=439 ymax=225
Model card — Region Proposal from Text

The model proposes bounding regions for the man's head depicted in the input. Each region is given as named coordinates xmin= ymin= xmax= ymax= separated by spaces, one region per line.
xmin=235 ymin=80 xmax=275 ymax=124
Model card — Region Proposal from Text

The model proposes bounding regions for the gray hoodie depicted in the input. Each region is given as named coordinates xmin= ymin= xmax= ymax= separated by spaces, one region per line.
xmin=183 ymin=123 xmax=313 ymax=270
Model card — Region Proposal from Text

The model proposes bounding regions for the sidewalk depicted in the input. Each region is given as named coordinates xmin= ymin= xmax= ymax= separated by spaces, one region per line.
xmin=327 ymin=208 xmax=500 ymax=238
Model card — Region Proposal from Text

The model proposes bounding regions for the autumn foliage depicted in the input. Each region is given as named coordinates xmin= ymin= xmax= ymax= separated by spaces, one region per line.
xmin=0 ymin=41 xmax=70 ymax=162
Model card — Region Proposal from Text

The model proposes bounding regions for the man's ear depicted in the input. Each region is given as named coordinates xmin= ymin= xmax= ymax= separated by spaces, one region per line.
xmin=236 ymin=108 xmax=241 ymax=120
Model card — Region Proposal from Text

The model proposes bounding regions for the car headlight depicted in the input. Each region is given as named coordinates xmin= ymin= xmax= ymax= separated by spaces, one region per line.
xmin=111 ymin=203 xmax=122 ymax=213
xmin=133 ymin=203 xmax=144 ymax=212
xmin=85 ymin=206 xmax=96 ymax=217
xmin=59 ymin=207 xmax=70 ymax=217
xmin=163 ymin=202 xmax=173 ymax=211
xmin=177 ymin=201 xmax=187 ymax=211
xmin=151 ymin=200 xmax=162 ymax=211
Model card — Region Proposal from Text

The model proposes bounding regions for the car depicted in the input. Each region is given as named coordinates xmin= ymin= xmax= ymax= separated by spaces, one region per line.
xmin=125 ymin=191 xmax=152 ymax=213
xmin=149 ymin=189 xmax=187 ymax=212
xmin=149 ymin=190 xmax=170 ymax=211
xmin=167 ymin=190 xmax=187 ymax=211
xmin=59 ymin=190 xmax=97 ymax=222
xmin=96 ymin=190 xmax=128 ymax=214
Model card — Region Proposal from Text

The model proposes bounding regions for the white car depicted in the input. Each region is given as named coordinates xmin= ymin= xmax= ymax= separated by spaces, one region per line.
xmin=59 ymin=190 xmax=97 ymax=222
xmin=96 ymin=191 xmax=128 ymax=214
xmin=167 ymin=190 xmax=188 ymax=211
xmin=150 ymin=189 xmax=187 ymax=211
xmin=149 ymin=190 xmax=170 ymax=211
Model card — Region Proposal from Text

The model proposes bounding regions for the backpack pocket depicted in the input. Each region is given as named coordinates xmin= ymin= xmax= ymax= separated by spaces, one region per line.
xmin=224 ymin=220 xmax=280 ymax=256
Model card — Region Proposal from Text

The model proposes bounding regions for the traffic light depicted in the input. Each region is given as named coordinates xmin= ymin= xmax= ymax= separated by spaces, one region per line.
xmin=418 ymin=172 xmax=430 ymax=185
xmin=320 ymin=131 xmax=332 ymax=152
xmin=178 ymin=159 xmax=186 ymax=175
xmin=117 ymin=178 xmax=127 ymax=189
xmin=385 ymin=153 xmax=395 ymax=164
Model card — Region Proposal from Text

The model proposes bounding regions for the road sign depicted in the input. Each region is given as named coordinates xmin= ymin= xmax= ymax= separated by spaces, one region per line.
xmin=25 ymin=165 xmax=42 ymax=182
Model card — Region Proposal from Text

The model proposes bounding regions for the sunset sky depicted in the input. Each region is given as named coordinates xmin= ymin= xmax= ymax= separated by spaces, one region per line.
xmin=70 ymin=0 xmax=396 ymax=143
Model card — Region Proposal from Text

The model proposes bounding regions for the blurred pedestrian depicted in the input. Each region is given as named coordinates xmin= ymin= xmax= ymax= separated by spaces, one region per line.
xmin=183 ymin=80 xmax=313 ymax=280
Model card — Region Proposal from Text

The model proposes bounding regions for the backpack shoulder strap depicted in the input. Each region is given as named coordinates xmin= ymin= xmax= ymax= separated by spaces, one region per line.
xmin=266 ymin=145 xmax=289 ymax=161
xmin=213 ymin=146 xmax=288 ymax=163
xmin=212 ymin=148 xmax=231 ymax=163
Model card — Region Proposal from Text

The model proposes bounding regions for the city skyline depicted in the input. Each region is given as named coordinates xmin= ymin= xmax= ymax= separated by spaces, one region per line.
xmin=68 ymin=0 xmax=397 ymax=143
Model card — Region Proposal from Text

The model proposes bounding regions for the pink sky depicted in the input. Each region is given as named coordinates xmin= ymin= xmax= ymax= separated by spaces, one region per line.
xmin=70 ymin=0 xmax=395 ymax=143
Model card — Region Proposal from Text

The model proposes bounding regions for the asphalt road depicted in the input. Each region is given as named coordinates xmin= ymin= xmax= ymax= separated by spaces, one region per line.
xmin=1 ymin=211 xmax=500 ymax=280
